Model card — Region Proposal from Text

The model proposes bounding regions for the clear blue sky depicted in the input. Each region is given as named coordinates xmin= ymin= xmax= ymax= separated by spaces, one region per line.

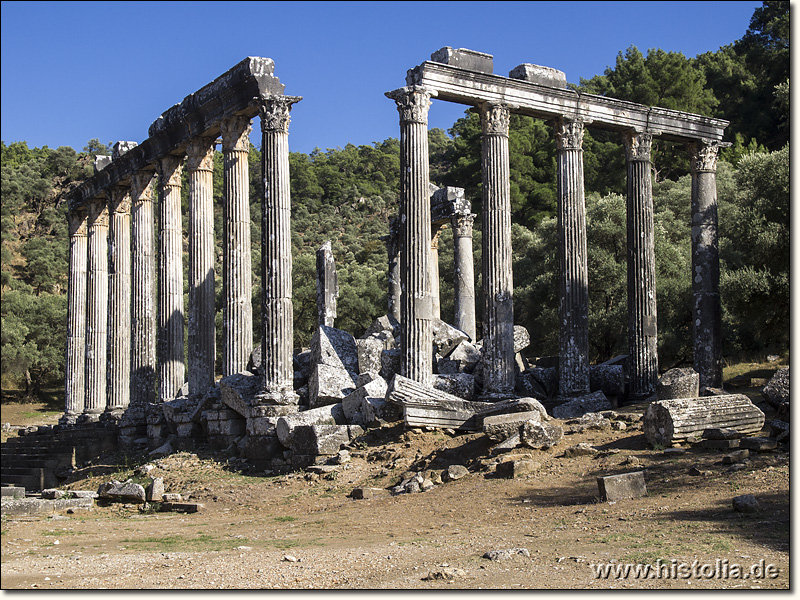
xmin=1 ymin=1 xmax=761 ymax=156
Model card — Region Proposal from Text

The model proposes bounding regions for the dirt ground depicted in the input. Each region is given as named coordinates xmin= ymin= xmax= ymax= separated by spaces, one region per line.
xmin=0 ymin=392 xmax=789 ymax=590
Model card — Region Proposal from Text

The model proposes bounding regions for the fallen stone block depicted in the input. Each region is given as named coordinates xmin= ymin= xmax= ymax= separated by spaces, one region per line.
xmin=380 ymin=348 xmax=401 ymax=382
xmin=553 ymin=392 xmax=611 ymax=419
xmin=342 ymin=377 xmax=388 ymax=426
xmin=484 ymin=410 xmax=542 ymax=442
xmin=276 ymin=403 xmax=346 ymax=447
xmin=1 ymin=497 xmax=94 ymax=517
xmin=589 ymin=365 xmax=625 ymax=397
xmin=762 ymin=367 xmax=789 ymax=408
xmin=495 ymin=459 xmax=540 ymax=479
xmin=700 ymin=439 xmax=740 ymax=450
xmin=421 ymin=567 xmax=466 ymax=581
xmin=41 ymin=489 xmax=67 ymax=500
xmin=514 ymin=372 xmax=548 ymax=400
xmin=521 ymin=421 xmax=563 ymax=449
xmin=160 ymin=502 xmax=204 ymax=513
xmin=738 ymin=437 xmax=777 ymax=452
xmin=432 ymin=319 xmax=470 ymax=358
xmin=1 ymin=486 xmax=25 ymax=499
xmin=146 ymin=477 xmax=164 ymax=502
xmin=351 ymin=487 xmax=390 ymax=500
xmin=162 ymin=493 xmax=182 ymax=502
xmin=722 ymin=449 xmax=750 ymax=464
xmin=246 ymin=415 xmax=281 ymax=437
xmin=527 ymin=367 xmax=558 ymax=397
xmin=657 ymin=368 xmax=700 ymax=400
xmin=597 ymin=471 xmax=647 ymax=501
xmin=290 ymin=424 xmax=351 ymax=456
xmin=310 ymin=325 xmax=359 ymax=373
xmin=432 ymin=373 xmax=474 ymax=400
xmin=98 ymin=480 xmax=146 ymax=503
xmin=490 ymin=432 xmax=522 ymax=455
xmin=644 ymin=395 xmax=765 ymax=447
xmin=362 ymin=314 xmax=400 ymax=340
xmin=565 ymin=412 xmax=611 ymax=434
xmin=702 ymin=427 xmax=742 ymax=440
xmin=732 ymin=494 xmax=760 ymax=513
xmin=355 ymin=337 xmax=384 ymax=375
xmin=219 ymin=372 xmax=260 ymax=418
xmin=308 ymin=363 xmax=357 ymax=408
xmin=444 ymin=464 xmax=469 ymax=481
xmin=438 ymin=340 xmax=482 ymax=374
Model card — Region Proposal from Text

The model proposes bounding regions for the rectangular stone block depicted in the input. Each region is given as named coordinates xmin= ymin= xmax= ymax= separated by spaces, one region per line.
xmin=483 ymin=410 xmax=542 ymax=442
xmin=160 ymin=502 xmax=204 ymax=513
xmin=508 ymin=63 xmax=567 ymax=88
xmin=1 ymin=486 xmax=26 ymax=499
xmin=700 ymin=438 xmax=740 ymax=450
xmin=309 ymin=363 xmax=357 ymax=408
xmin=738 ymin=437 xmax=778 ymax=452
xmin=290 ymin=424 xmax=350 ymax=455
xmin=597 ymin=472 xmax=647 ymax=502
xmin=355 ymin=337 xmax=384 ymax=375
xmin=351 ymin=487 xmax=390 ymax=500
xmin=430 ymin=47 xmax=493 ymax=73
xmin=246 ymin=416 xmax=280 ymax=437
xmin=495 ymin=459 xmax=540 ymax=479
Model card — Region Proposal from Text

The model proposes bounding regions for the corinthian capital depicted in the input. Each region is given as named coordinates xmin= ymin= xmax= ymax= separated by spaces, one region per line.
xmin=480 ymin=102 xmax=511 ymax=136
xmin=67 ymin=209 xmax=88 ymax=237
xmin=385 ymin=87 xmax=434 ymax=125
xmin=451 ymin=213 xmax=476 ymax=237
xmin=623 ymin=131 xmax=654 ymax=162
xmin=554 ymin=118 xmax=585 ymax=151
xmin=87 ymin=199 xmax=109 ymax=228
xmin=130 ymin=170 xmax=155 ymax=203
xmin=185 ymin=137 xmax=216 ymax=171
xmin=257 ymin=95 xmax=302 ymax=133
xmin=156 ymin=155 xmax=184 ymax=188
xmin=689 ymin=140 xmax=722 ymax=173
xmin=108 ymin=186 xmax=132 ymax=215
xmin=220 ymin=116 xmax=252 ymax=153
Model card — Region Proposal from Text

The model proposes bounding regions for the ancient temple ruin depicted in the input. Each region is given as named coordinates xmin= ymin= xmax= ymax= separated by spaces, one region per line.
xmin=52 ymin=49 xmax=731 ymax=474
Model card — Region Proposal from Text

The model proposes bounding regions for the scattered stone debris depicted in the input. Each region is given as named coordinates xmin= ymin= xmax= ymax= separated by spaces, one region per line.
xmin=444 ymin=464 xmax=469 ymax=481
xmin=564 ymin=443 xmax=598 ymax=458
xmin=552 ymin=392 xmax=611 ymax=420
xmin=722 ymin=449 xmax=750 ymax=464
xmin=422 ymin=567 xmax=466 ymax=581
xmin=739 ymin=437 xmax=777 ymax=452
xmin=688 ymin=466 xmax=712 ymax=477
xmin=482 ymin=548 xmax=530 ymax=561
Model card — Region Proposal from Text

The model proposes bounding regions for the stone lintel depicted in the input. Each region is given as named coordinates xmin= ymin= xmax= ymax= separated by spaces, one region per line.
xmin=430 ymin=47 xmax=493 ymax=74
xmin=509 ymin=64 xmax=567 ymax=88
xmin=407 ymin=61 xmax=728 ymax=142
xmin=68 ymin=57 xmax=287 ymax=212
xmin=430 ymin=185 xmax=470 ymax=225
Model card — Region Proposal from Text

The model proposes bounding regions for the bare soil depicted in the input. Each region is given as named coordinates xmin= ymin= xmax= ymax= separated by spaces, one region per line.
xmin=1 ymin=390 xmax=789 ymax=590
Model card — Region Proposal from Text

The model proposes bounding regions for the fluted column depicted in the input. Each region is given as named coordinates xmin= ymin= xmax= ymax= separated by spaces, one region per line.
xmin=690 ymin=140 xmax=723 ymax=390
xmin=84 ymin=199 xmax=109 ymax=416
xmin=452 ymin=213 xmax=477 ymax=341
xmin=220 ymin=116 xmax=253 ymax=377
xmin=480 ymin=102 xmax=515 ymax=397
xmin=386 ymin=86 xmax=434 ymax=386
xmin=386 ymin=217 xmax=401 ymax=321
xmin=64 ymin=209 xmax=88 ymax=419
xmin=106 ymin=186 xmax=131 ymax=411
xmin=130 ymin=171 xmax=156 ymax=406
xmin=430 ymin=225 xmax=445 ymax=320
xmin=186 ymin=137 xmax=217 ymax=397
xmin=257 ymin=95 xmax=302 ymax=404
xmin=156 ymin=154 xmax=185 ymax=403
xmin=624 ymin=131 xmax=658 ymax=399
xmin=555 ymin=117 xmax=590 ymax=397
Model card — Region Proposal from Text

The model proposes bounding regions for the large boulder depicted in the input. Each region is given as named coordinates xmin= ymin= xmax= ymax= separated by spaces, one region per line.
xmin=520 ymin=421 xmax=563 ymax=449
xmin=483 ymin=410 xmax=542 ymax=442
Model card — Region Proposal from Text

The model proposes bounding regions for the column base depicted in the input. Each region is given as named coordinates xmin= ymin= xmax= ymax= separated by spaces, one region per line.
xmin=58 ymin=414 xmax=80 ymax=427
xmin=477 ymin=391 xmax=518 ymax=403
xmin=77 ymin=413 xmax=101 ymax=424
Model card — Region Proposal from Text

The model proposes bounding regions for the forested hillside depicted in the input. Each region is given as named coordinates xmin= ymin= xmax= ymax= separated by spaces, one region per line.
xmin=1 ymin=1 xmax=789 ymax=400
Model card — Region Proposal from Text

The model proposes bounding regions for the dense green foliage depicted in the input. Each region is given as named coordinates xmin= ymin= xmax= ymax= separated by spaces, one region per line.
xmin=0 ymin=2 xmax=789 ymax=399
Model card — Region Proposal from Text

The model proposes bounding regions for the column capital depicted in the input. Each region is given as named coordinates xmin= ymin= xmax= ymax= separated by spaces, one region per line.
xmin=185 ymin=136 xmax=216 ymax=171
xmin=220 ymin=116 xmax=252 ymax=153
xmin=108 ymin=186 xmax=132 ymax=215
xmin=257 ymin=95 xmax=302 ymax=133
xmin=554 ymin=117 xmax=586 ymax=151
xmin=480 ymin=102 xmax=511 ymax=136
xmin=130 ymin=170 xmax=155 ymax=203
xmin=156 ymin=155 xmax=183 ymax=187
xmin=623 ymin=131 xmax=654 ymax=162
xmin=689 ymin=139 xmax=723 ymax=173
xmin=67 ymin=209 xmax=88 ymax=237
xmin=87 ymin=199 xmax=109 ymax=228
xmin=385 ymin=86 xmax=435 ymax=125
xmin=451 ymin=213 xmax=476 ymax=237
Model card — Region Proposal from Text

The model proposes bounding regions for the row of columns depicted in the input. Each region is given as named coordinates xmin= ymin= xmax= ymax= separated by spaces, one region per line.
xmin=64 ymin=97 xmax=300 ymax=421
xmin=388 ymin=85 xmax=723 ymax=399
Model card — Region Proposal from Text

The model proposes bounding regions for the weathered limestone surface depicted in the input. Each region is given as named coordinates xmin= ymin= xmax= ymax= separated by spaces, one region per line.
xmin=690 ymin=141 xmax=725 ymax=390
xmin=451 ymin=212 xmax=477 ymax=340
xmin=276 ymin=403 xmax=347 ymax=447
xmin=156 ymin=155 xmax=186 ymax=404
xmin=85 ymin=200 xmax=109 ymax=415
xmin=597 ymin=472 xmax=647 ymax=501
xmin=316 ymin=241 xmax=338 ymax=327
xmin=643 ymin=395 xmax=765 ymax=446
xmin=130 ymin=171 xmax=157 ymax=407
xmin=430 ymin=47 xmax=494 ymax=74
xmin=385 ymin=86 xmax=435 ymax=386
xmin=555 ymin=118 xmax=590 ymax=397
xmin=106 ymin=187 xmax=132 ymax=410
xmin=257 ymin=95 xmax=301 ymax=405
xmin=520 ymin=421 xmax=563 ymax=449
xmin=484 ymin=410 xmax=542 ymax=442
xmin=221 ymin=115 xmax=254 ymax=377
xmin=762 ymin=367 xmax=789 ymax=408
xmin=480 ymin=102 xmax=515 ymax=397
xmin=624 ymin=132 xmax=658 ymax=399
xmin=552 ymin=391 xmax=611 ymax=420
xmin=186 ymin=137 xmax=217 ymax=398
xmin=64 ymin=210 xmax=87 ymax=417
xmin=657 ymin=368 xmax=700 ymax=400
xmin=384 ymin=218 xmax=401 ymax=321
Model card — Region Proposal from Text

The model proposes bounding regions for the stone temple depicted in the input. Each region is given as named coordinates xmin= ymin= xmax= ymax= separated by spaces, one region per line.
xmin=28 ymin=48 xmax=734 ymax=477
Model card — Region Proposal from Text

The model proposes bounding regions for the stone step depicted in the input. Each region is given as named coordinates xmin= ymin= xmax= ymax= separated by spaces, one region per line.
xmin=1 ymin=470 xmax=45 ymax=492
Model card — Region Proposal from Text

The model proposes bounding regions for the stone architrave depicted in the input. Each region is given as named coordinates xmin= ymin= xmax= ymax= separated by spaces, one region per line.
xmin=257 ymin=94 xmax=302 ymax=405
xmin=130 ymin=171 xmax=157 ymax=406
xmin=385 ymin=217 xmax=401 ymax=321
xmin=156 ymin=154 xmax=185 ymax=403
xmin=430 ymin=224 xmax=445 ymax=320
xmin=64 ymin=209 xmax=88 ymax=419
xmin=106 ymin=186 xmax=132 ymax=411
xmin=85 ymin=199 xmax=109 ymax=415
xmin=451 ymin=213 xmax=477 ymax=341
xmin=316 ymin=241 xmax=338 ymax=327
xmin=555 ymin=117 xmax=590 ymax=397
xmin=624 ymin=131 xmax=658 ymax=400
xmin=186 ymin=137 xmax=217 ymax=397
xmin=689 ymin=140 xmax=723 ymax=390
xmin=479 ymin=101 xmax=515 ymax=397
xmin=385 ymin=86 xmax=435 ymax=386
xmin=220 ymin=115 xmax=254 ymax=377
